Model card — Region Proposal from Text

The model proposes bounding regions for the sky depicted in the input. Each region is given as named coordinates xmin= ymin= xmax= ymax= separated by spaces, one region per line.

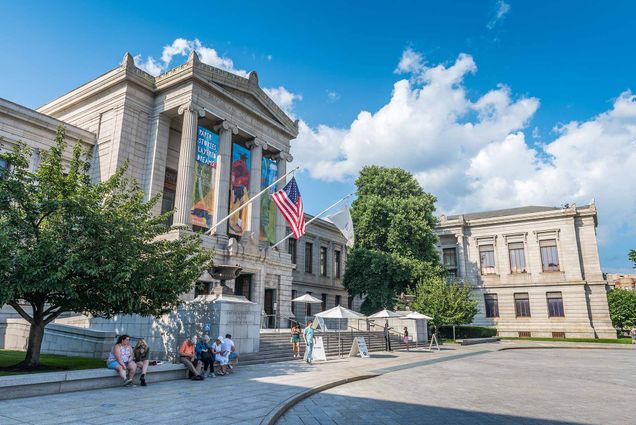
xmin=1 ymin=1 xmax=635 ymax=272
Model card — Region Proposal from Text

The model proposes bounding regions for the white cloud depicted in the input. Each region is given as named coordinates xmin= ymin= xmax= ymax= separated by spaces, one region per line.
xmin=487 ymin=0 xmax=511 ymax=30
xmin=327 ymin=90 xmax=340 ymax=102
xmin=263 ymin=86 xmax=303 ymax=118
xmin=394 ymin=47 xmax=426 ymax=76
xmin=292 ymin=48 xmax=636 ymax=245
xmin=134 ymin=38 xmax=248 ymax=77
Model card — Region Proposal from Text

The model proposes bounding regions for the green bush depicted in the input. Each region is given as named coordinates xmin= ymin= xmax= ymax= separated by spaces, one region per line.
xmin=436 ymin=325 xmax=497 ymax=339
xmin=607 ymin=289 xmax=636 ymax=331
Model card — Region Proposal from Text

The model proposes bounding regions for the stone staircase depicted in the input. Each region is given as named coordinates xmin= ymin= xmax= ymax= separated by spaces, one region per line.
xmin=239 ymin=330 xmax=410 ymax=365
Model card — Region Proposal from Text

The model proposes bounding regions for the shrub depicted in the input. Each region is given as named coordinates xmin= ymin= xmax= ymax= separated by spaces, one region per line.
xmin=436 ymin=325 xmax=497 ymax=339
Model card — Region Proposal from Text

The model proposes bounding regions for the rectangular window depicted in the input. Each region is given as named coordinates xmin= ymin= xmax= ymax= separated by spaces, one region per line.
xmin=443 ymin=248 xmax=458 ymax=276
xmin=334 ymin=250 xmax=342 ymax=278
xmin=508 ymin=242 xmax=527 ymax=274
xmin=288 ymin=238 xmax=297 ymax=264
xmin=321 ymin=293 xmax=327 ymax=311
xmin=306 ymin=292 xmax=312 ymax=316
xmin=347 ymin=296 xmax=353 ymax=310
xmin=335 ymin=295 xmax=341 ymax=307
xmin=320 ymin=247 xmax=328 ymax=276
xmin=547 ymin=292 xmax=565 ymax=317
xmin=479 ymin=245 xmax=496 ymax=275
xmin=305 ymin=243 xmax=313 ymax=274
xmin=161 ymin=168 xmax=178 ymax=227
xmin=514 ymin=293 xmax=531 ymax=317
xmin=484 ymin=294 xmax=499 ymax=318
xmin=540 ymin=239 xmax=560 ymax=272
xmin=291 ymin=290 xmax=297 ymax=314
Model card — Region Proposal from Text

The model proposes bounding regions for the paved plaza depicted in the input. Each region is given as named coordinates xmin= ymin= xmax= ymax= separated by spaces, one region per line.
xmin=0 ymin=343 xmax=633 ymax=425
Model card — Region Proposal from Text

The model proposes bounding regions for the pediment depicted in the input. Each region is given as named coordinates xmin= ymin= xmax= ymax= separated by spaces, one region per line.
xmin=220 ymin=85 xmax=282 ymax=125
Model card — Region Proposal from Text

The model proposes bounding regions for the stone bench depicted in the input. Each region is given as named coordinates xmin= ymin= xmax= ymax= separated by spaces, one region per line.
xmin=458 ymin=336 xmax=501 ymax=346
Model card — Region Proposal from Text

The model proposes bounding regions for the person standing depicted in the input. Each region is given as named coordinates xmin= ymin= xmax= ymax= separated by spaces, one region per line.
xmin=133 ymin=339 xmax=150 ymax=386
xmin=303 ymin=320 xmax=317 ymax=364
xmin=403 ymin=327 xmax=410 ymax=351
xmin=290 ymin=323 xmax=302 ymax=359
xmin=383 ymin=320 xmax=392 ymax=352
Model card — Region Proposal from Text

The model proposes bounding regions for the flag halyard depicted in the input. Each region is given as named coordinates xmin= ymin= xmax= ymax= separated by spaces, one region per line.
xmin=272 ymin=177 xmax=306 ymax=239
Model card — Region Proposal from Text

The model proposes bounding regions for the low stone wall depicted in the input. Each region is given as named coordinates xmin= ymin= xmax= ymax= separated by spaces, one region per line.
xmin=0 ymin=319 xmax=116 ymax=359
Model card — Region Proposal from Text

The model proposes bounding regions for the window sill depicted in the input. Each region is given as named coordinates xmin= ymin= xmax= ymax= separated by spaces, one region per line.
xmin=515 ymin=316 xmax=532 ymax=319
xmin=548 ymin=316 xmax=566 ymax=319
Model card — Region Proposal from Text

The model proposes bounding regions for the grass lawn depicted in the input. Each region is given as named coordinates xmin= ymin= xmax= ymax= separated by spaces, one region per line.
xmin=0 ymin=350 xmax=104 ymax=376
xmin=501 ymin=337 xmax=632 ymax=344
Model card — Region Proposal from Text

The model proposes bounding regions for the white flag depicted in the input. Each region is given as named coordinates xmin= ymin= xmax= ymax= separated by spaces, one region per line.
xmin=326 ymin=204 xmax=355 ymax=247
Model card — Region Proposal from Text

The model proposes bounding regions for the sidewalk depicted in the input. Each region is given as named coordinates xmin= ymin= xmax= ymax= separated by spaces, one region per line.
xmin=0 ymin=346 xmax=487 ymax=425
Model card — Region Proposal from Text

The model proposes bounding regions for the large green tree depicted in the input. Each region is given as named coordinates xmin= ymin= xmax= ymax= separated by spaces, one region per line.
xmin=0 ymin=128 xmax=211 ymax=370
xmin=344 ymin=166 xmax=443 ymax=313
xmin=409 ymin=276 xmax=479 ymax=328
xmin=629 ymin=249 xmax=636 ymax=269
xmin=607 ymin=289 xmax=636 ymax=332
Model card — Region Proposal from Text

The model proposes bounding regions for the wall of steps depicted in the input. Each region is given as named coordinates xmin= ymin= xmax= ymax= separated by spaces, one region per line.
xmin=240 ymin=331 xmax=410 ymax=365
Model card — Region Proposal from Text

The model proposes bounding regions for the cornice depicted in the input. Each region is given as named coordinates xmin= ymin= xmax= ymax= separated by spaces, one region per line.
xmin=437 ymin=207 xmax=597 ymax=230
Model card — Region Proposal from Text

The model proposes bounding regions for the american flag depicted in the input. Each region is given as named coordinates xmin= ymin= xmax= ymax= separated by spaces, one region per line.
xmin=272 ymin=177 xmax=306 ymax=239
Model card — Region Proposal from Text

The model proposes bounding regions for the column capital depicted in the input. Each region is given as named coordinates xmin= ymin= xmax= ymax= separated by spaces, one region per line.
xmin=214 ymin=120 xmax=239 ymax=135
xmin=274 ymin=151 xmax=293 ymax=162
xmin=178 ymin=101 xmax=205 ymax=117
xmin=246 ymin=137 xmax=268 ymax=150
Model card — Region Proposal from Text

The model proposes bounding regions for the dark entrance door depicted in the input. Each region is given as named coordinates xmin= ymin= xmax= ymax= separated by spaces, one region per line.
xmin=264 ymin=289 xmax=275 ymax=328
xmin=234 ymin=274 xmax=252 ymax=301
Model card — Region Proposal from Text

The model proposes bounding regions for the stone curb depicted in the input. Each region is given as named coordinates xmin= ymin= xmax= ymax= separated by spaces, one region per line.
xmin=259 ymin=372 xmax=380 ymax=425
xmin=498 ymin=344 xmax=635 ymax=351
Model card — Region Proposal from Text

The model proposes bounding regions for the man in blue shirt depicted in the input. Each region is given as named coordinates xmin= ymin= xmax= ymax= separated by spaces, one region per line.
xmin=303 ymin=320 xmax=317 ymax=364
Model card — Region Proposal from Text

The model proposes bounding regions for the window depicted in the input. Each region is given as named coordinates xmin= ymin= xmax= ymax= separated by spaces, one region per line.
xmin=514 ymin=293 xmax=531 ymax=317
xmin=334 ymin=250 xmax=341 ymax=278
xmin=291 ymin=290 xmax=297 ymax=314
xmin=540 ymin=240 xmax=560 ymax=272
xmin=321 ymin=293 xmax=327 ymax=311
xmin=552 ymin=332 xmax=566 ymax=339
xmin=320 ymin=247 xmax=328 ymax=276
xmin=288 ymin=238 xmax=297 ymax=264
xmin=305 ymin=243 xmax=313 ymax=273
xmin=306 ymin=292 xmax=312 ymax=316
xmin=547 ymin=292 xmax=565 ymax=317
xmin=508 ymin=242 xmax=527 ymax=274
xmin=518 ymin=331 xmax=531 ymax=338
xmin=335 ymin=295 xmax=341 ymax=307
xmin=484 ymin=294 xmax=499 ymax=318
xmin=347 ymin=296 xmax=353 ymax=310
xmin=443 ymin=248 xmax=457 ymax=276
xmin=161 ymin=168 xmax=177 ymax=227
xmin=479 ymin=245 xmax=496 ymax=275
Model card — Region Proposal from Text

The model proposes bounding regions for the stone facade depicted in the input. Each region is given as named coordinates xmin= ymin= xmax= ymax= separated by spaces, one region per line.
xmin=607 ymin=274 xmax=636 ymax=290
xmin=436 ymin=204 xmax=616 ymax=339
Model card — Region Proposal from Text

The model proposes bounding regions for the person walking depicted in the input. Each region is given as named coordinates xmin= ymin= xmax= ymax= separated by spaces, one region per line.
xmin=383 ymin=320 xmax=392 ymax=352
xmin=290 ymin=323 xmax=302 ymax=359
xmin=403 ymin=327 xmax=410 ymax=351
xmin=303 ymin=320 xmax=317 ymax=364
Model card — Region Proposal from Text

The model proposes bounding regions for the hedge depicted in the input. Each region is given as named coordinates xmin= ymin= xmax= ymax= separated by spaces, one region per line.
xmin=436 ymin=325 xmax=497 ymax=339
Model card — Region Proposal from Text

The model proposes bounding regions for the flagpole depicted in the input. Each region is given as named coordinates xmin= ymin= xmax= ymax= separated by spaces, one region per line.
xmin=204 ymin=166 xmax=300 ymax=235
xmin=270 ymin=193 xmax=354 ymax=250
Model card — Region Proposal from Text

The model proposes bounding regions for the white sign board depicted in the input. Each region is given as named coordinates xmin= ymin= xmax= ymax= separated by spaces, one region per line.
xmin=304 ymin=336 xmax=327 ymax=362
xmin=349 ymin=336 xmax=370 ymax=358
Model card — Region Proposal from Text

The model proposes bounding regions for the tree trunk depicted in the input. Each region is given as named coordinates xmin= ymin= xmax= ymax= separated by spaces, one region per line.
xmin=19 ymin=318 xmax=46 ymax=370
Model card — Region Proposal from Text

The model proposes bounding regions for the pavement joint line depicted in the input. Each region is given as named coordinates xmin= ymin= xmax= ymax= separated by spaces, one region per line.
xmin=498 ymin=344 xmax=636 ymax=351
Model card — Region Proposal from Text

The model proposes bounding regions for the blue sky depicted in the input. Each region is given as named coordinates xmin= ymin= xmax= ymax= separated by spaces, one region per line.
xmin=1 ymin=1 xmax=635 ymax=272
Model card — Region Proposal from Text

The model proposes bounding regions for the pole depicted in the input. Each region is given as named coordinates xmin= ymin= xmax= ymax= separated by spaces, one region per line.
xmin=205 ymin=166 xmax=299 ymax=235
xmin=270 ymin=193 xmax=354 ymax=250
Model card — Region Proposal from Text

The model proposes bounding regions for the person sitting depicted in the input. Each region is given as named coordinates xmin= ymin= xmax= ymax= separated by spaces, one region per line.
xmin=179 ymin=336 xmax=204 ymax=380
xmin=133 ymin=338 xmax=150 ymax=386
xmin=106 ymin=334 xmax=137 ymax=386
xmin=196 ymin=335 xmax=215 ymax=378
xmin=222 ymin=333 xmax=238 ymax=371
xmin=212 ymin=336 xmax=228 ymax=375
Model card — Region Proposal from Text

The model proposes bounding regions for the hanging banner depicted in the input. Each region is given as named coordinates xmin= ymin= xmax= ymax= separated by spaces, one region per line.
xmin=191 ymin=126 xmax=218 ymax=229
xmin=228 ymin=143 xmax=251 ymax=236
xmin=259 ymin=157 xmax=278 ymax=243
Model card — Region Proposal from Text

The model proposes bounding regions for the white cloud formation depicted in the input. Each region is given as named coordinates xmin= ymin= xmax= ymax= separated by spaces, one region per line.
xmin=487 ymin=0 xmax=511 ymax=30
xmin=394 ymin=47 xmax=426 ymax=76
xmin=263 ymin=86 xmax=303 ymax=118
xmin=327 ymin=90 xmax=340 ymax=102
xmin=292 ymin=49 xmax=636 ymax=246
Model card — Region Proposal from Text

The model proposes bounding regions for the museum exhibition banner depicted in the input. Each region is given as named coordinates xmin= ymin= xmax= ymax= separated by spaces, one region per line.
xmin=260 ymin=157 xmax=278 ymax=243
xmin=191 ymin=126 xmax=218 ymax=229
xmin=229 ymin=143 xmax=251 ymax=235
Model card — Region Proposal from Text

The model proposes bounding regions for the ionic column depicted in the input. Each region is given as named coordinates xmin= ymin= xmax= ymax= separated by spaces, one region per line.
xmin=173 ymin=102 xmax=204 ymax=228
xmin=212 ymin=121 xmax=238 ymax=237
xmin=275 ymin=152 xmax=293 ymax=244
xmin=247 ymin=138 xmax=266 ymax=236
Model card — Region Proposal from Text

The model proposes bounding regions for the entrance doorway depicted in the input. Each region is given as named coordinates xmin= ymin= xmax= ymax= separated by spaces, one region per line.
xmin=234 ymin=274 xmax=252 ymax=301
xmin=264 ymin=288 xmax=275 ymax=328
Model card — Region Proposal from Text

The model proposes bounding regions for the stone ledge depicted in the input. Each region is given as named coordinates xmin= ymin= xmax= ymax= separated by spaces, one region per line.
xmin=458 ymin=337 xmax=501 ymax=345
xmin=0 ymin=363 xmax=186 ymax=400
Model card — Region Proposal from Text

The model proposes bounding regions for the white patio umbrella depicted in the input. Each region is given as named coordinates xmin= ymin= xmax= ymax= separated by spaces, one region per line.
xmin=291 ymin=294 xmax=323 ymax=326
xmin=369 ymin=309 xmax=403 ymax=318
xmin=315 ymin=305 xmax=366 ymax=358
xmin=402 ymin=311 xmax=433 ymax=320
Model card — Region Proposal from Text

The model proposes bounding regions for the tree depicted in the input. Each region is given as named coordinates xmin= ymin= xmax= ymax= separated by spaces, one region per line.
xmin=344 ymin=166 xmax=443 ymax=312
xmin=629 ymin=249 xmax=636 ymax=269
xmin=607 ymin=289 xmax=636 ymax=332
xmin=0 ymin=128 xmax=211 ymax=370
xmin=408 ymin=276 xmax=479 ymax=329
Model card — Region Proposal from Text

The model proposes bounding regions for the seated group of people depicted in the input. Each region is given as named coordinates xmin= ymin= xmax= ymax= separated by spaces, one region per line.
xmin=106 ymin=333 xmax=238 ymax=386
xmin=179 ymin=334 xmax=238 ymax=381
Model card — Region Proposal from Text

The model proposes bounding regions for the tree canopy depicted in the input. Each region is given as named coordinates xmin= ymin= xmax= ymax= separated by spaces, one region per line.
xmin=344 ymin=166 xmax=443 ymax=313
xmin=629 ymin=249 xmax=636 ymax=269
xmin=607 ymin=289 xmax=636 ymax=331
xmin=0 ymin=128 xmax=211 ymax=369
